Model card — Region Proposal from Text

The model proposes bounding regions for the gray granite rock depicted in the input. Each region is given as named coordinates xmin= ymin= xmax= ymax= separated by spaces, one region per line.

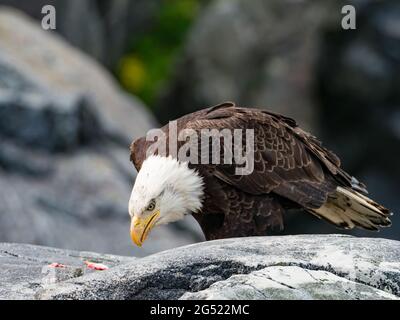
xmin=28 ymin=235 xmax=400 ymax=300
xmin=0 ymin=242 xmax=135 ymax=300
xmin=182 ymin=266 xmax=398 ymax=300
xmin=0 ymin=7 xmax=156 ymax=147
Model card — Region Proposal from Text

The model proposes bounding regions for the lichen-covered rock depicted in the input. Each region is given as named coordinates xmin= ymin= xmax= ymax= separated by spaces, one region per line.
xmin=182 ymin=266 xmax=398 ymax=300
xmin=27 ymin=235 xmax=400 ymax=300
xmin=0 ymin=242 xmax=135 ymax=300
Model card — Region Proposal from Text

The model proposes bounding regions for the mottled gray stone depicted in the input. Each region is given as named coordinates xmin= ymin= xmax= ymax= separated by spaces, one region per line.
xmin=31 ymin=235 xmax=400 ymax=300
xmin=0 ymin=7 xmax=157 ymax=148
xmin=182 ymin=266 xmax=399 ymax=300
xmin=0 ymin=242 xmax=135 ymax=300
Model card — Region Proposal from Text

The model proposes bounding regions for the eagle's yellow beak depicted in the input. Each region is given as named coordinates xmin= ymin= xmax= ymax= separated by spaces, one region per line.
xmin=130 ymin=210 xmax=160 ymax=247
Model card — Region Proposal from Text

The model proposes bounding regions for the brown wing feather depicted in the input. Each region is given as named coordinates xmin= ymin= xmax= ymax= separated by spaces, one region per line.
xmin=183 ymin=103 xmax=344 ymax=210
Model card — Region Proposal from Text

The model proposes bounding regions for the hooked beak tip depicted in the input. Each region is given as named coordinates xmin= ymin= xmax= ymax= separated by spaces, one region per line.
xmin=130 ymin=211 xmax=160 ymax=247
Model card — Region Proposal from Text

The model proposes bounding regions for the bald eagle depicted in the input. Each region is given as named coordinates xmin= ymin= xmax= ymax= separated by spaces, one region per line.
xmin=128 ymin=102 xmax=392 ymax=246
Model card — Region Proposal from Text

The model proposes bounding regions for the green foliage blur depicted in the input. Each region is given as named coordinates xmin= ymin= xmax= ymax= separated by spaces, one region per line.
xmin=117 ymin=0 xmax=201 ymax=109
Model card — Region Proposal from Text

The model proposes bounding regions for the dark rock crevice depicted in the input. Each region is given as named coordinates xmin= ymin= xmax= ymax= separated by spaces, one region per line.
xmin=129 ymin=261 xmax=268 ymax=300
xmin=177 ymin=260 xmax=399 ymax=299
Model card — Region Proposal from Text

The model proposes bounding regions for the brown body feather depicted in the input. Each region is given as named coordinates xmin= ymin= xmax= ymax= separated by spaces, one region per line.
xmin=130 ymin=102 xmax=392 ymax=240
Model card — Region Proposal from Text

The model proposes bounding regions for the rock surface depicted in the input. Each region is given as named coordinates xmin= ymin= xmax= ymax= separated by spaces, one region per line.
xmin=0 ymin=7 xmax=155 ymax=145
xmin=2 ymin=235 xmax=396 ymax=300
xmin=182 ymin=266 xmax=398 ymax=300
xmin=0 ymin=7 xmax=203 ymax=256
xmin=0 ymin=242 xmax=135 ymax=300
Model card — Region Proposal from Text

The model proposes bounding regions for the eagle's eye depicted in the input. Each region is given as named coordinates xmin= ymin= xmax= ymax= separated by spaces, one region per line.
xmin=146 ymin=199 xmax=156 ymax=212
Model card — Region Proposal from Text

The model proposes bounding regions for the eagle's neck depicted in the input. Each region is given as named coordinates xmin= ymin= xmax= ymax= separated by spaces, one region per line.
xmin=160 ymin=157 xmax=205 ymax=216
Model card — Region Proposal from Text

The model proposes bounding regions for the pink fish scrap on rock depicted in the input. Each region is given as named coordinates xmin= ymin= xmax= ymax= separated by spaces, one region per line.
xmin=48 ymin=262 xmax=66 ymax=268
xmin=84 ymin=261 xmax=109 ymax=271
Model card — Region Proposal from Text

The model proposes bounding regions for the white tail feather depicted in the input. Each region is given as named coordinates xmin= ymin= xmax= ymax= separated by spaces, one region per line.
xmin=311 ymin=187 xmax=392 ymax=231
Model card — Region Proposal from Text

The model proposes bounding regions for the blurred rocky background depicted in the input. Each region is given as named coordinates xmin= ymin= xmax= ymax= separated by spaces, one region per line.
xmin=0 ymin=0 xmax=399 ymax=257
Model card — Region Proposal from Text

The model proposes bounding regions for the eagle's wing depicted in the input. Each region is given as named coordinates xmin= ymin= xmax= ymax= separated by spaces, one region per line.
xmin=184 ymin=102 xmax=348 ymax=210
xmin=187 ymin=103 xmax=391 ymax=231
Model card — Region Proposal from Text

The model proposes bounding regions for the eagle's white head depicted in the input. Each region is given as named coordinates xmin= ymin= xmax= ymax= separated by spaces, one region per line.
xmin=128 ymin=155 xmax=204 ymax=246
